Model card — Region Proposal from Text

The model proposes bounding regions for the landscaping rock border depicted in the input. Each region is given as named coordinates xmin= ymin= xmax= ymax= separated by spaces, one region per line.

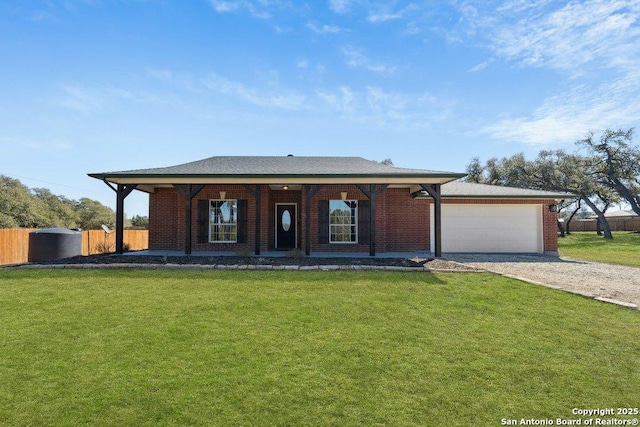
xmin=5 ymin=254 xmax=480 ymax=272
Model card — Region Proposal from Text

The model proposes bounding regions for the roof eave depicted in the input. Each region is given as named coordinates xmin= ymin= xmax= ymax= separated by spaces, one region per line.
xmin=441 ymin=195 xmax=572 ymax=199
xmin=88 ymin=173 xmax=467 ymax=185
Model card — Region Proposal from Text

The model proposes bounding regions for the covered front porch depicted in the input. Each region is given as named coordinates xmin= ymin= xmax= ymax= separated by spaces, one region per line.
xmin=89 ymin=156 xmax=466 ymax=258
xmin=108 ymin=183 xmax=447 ymax=258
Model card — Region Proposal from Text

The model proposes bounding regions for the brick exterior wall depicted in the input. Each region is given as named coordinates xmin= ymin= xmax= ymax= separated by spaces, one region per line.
xmin=384 ymin=188 xmax=430 ymax=252
xmin=148 ymin=185 xmax=559 ymax=253
xmin=149 ymin=188 xmax=181 ymax=250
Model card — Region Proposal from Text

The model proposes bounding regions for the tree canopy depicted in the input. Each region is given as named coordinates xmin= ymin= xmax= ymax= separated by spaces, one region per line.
xmin=578 ymin=128 xmax=640 ymax=216
xmin=464 ymin=127 xmax=640 ymax=239
xmin=0 ymin=175 xmax=116 ymax=229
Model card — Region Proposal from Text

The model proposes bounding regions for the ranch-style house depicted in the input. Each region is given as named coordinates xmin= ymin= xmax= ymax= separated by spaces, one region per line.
xmin=89 ymin=155 xmax=569 ymax=257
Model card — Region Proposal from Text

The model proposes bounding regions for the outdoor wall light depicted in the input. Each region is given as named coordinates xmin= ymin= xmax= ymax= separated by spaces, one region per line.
xmin=548 ymin=204 xmax=557 ymax=212
xmin=282 ymin=185 xmax=290 ymax=190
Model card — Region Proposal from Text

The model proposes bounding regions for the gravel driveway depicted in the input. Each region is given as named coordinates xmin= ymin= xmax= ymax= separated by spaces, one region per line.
xmin=444 ymin=254 xmax=640 ymax=310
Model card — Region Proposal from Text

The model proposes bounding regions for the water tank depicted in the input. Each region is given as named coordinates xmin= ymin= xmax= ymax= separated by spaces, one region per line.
xmin=28 ymin=228 xmax=82 ymax=262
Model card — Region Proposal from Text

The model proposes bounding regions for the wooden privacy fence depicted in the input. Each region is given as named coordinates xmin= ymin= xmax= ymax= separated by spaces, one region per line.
xmin=568 ymin=218 xmax=640 ymax=232
xmin=0 ymin=229 xmax=148 ymax=266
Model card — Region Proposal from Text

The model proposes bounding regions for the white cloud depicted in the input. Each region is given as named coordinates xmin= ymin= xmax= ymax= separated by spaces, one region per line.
xmin=481 ymin=70 xmax=640 ymax=145
xmin=460 ymin=0 xmax=640 ymax=146
xmin=316 ymin=85 xmax=452 ymax=128
xmin=367 ymin=11 xmax=403 ymax=23
xmin=30 ymin=10 xmax=56 ymax=22
xmin=0 ymin=136 xmax=74 ymax=153
xmin=59 ymin=86 xmax=105 ymax=112
xmin=316 ymin=86 xmax=357 ymax=115
xmin=496 ymin=0 xmax=554 ymax=14
xmin=464 ymin=0 xmax=640 ymax=72
xmin=366 ymin=3 xmax=419 ymax=24
xmin=58 ymin=85 xmax=149 ymax=113
xmin=202 ymin=72 xmax=307 ymax=110
xmin=146 ymin=68 xmax=174 ymax=82
xmin=210 ymin=1 xmax=241 ymax=13
xmin=329 ymin=0 xmax=354 ymax=14
xmin=342 ymin=47 xmax=396 ymax=74
xmin=305 ymin=22 xmax=344 ymax=34
xmin=208 ymin=0 xmax=275 ymax=19
xmin=146 ymin=68 xmax=454 ymax=130
xmin=468 ymin=58 xmax=493 ymax=72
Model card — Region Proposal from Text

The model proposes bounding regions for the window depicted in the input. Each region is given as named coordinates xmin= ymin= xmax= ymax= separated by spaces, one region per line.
xmin=209 ymin=200 xmax=237 ymax=243
xmin=329 ymin=200 xmax=358 ymax=243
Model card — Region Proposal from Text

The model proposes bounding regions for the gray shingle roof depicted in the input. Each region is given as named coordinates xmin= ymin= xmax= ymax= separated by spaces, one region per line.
xmin=90 ymin=156 xmax=464 ymax=179
xmin=438 ymin=181 xmax=573 ymax=199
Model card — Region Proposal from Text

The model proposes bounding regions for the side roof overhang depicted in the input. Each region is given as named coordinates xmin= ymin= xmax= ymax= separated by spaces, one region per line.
xmin=89 ymin=156 xmax=467 ymax=192
xmin=414 ymin=181 xmax=575 ymax=200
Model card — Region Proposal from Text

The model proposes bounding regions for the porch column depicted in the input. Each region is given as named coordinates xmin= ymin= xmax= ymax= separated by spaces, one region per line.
xmin=420 ymin=184 xmax=442 ymax=258
xmin=356 ymin=184 xmax=388 ymax=256
xmin=174 ymin=184 xmax=205 ymax=255
xmin=103 ymin=182 xmax=137 ymax=255
xmin=304 ymin=184 xmax=323 ymax=256
xmin=242 ymin=185 xmax=262 ymax=255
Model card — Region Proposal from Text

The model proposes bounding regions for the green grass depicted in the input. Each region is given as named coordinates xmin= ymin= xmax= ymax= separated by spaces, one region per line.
xmin=558 ymin=231 xmax=640 ymax=266
xmin=1 ymin=270 xmax=639 ymax=426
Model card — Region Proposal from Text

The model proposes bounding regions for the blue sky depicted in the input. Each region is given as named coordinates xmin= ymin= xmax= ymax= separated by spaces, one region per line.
xmin=1 ymin=0 xmax=639 ymax=217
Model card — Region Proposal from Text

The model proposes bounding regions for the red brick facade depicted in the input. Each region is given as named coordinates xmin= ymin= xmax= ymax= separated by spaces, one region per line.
xmin=149 ymin=185 xmax=559 ymax=254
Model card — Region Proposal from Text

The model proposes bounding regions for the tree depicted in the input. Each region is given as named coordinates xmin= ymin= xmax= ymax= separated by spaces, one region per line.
xmin=32 ymin=188 xmax=80 ymax=228
xmin=380 ymin=158 xmax=394 ymax=166
xmin=531 ymin=150 xmax=616 ymax=239
xmin=75 ymin=198 xmax=116 ymax=230
xmin=464 ymin=153 xmax=532 ymax=187
xmin=578 ymin=128 xmax=640 ymax=216
xmin=130 ymin=215 xmax=149 ymax=228
xmin=0 ymin=176 xmax=50 ymax=228
xmin=465 ymin=150 xmax=616 ymax=238
xmin=465 ymin=157 xmax=484 ymax=183
xmin=0 ymin=175 xmax=116 ymax=230
xmin=558 ymin=198 xmax=583 ymax=235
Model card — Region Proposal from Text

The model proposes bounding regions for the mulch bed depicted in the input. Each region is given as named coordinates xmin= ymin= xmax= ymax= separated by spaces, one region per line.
xmin=20 ymin=253 xmax=479 ymax=271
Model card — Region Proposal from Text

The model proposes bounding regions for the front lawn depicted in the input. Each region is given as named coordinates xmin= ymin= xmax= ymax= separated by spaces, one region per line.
xmin=1 ymin=269 xmax=639 ymax=426
xmin=558 ymin=231 xmax=640 ymax=267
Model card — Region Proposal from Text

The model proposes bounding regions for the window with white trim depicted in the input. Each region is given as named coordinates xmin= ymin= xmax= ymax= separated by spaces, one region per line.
xmin=329 ymin=200 xmax=358 ymax=243
xmin=209 ymin=200 xmax=238 ymax=243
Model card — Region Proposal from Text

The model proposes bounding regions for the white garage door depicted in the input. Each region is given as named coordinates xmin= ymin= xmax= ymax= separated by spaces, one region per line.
xmin=431 ymin=204 xmax=543 ymax=253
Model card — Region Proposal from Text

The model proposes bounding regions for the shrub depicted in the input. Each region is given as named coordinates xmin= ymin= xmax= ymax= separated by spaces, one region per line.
xmin=286 ymin=248 xmax=304 ymax=259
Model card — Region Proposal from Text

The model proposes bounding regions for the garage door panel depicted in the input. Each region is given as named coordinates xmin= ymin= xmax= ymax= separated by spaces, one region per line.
xmin=435 ymin=204 xmax=542 ymax=253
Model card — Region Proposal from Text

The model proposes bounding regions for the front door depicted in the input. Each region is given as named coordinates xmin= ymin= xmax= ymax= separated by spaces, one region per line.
xmin=276 ymin=204 xmax=296 ymax=249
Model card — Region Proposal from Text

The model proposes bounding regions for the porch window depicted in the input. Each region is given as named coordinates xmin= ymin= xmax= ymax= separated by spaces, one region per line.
xmin=329 ymin=200 xmax=358 ymax=243
xmin=210 ymin=200 xmax=238 ymax=243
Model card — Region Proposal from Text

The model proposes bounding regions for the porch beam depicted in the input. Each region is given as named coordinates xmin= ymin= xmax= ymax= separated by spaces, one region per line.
xmin=173 ymin=184 xmax=205 ymax=255
xmin=420 ymin=184 xmax=442 ymax=257
xmin=304 ymin=184 xmax=323 ymax=256
xmin=356 ymin=184 xmax=388 ymax=256
xmin=105 ymin=183 xmax=138 ymax=255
